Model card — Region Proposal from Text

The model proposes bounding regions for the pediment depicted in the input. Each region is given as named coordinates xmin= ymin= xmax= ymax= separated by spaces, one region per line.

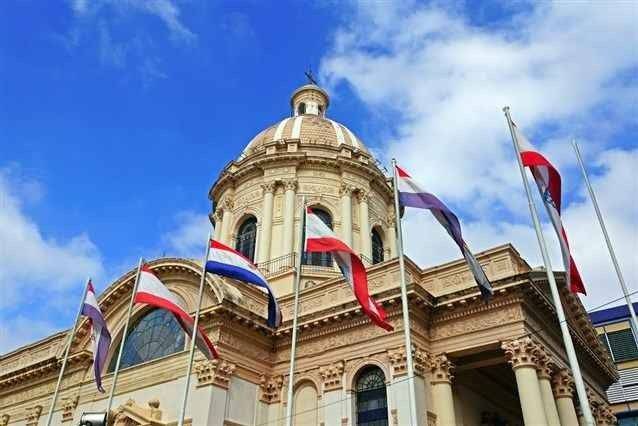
xmin=111 ymin=398 xmax=190 ymax=426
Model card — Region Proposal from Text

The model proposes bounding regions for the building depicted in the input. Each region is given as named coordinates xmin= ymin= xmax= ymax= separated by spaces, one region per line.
xmin=0 ymin=82 xmax=619 ymax=426
xmin=591 ymin=303 xmax=638 ymax=425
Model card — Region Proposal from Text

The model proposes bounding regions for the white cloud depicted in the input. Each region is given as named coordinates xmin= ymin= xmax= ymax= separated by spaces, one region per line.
xmin=162 ymin=211 xmax=213 ymax=259
xmin=0 ymin=166 xmax=104 ymax=353
xmin=320 ymin=2 xmax=638 ymax=309
xmin=0 ymin=316 xmax=60 ymax=355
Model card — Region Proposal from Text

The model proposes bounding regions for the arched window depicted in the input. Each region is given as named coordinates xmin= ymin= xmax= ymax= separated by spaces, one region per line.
xmin=371 ymin=228 xmax=384 ymax=265
xmin=235 ymin=216 xmax=257 ymax=262
xmin=298 ymin=102 xmax=306 ymax=115
xmin=108 ymin=309 xmax=185 ymax=371
xmin=303 ymin=208 xmax=333 ymax=267
xmin=356 ymin=367 xmax=388 ymax=426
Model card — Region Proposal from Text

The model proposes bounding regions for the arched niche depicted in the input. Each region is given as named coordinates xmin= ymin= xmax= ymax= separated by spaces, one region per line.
xmin=293 ymin=379 xmax=319 ymax=426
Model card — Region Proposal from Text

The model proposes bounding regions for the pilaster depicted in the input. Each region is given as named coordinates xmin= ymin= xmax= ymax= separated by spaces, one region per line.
xmin=429 ymin=354 xmax=456 ymax=426
xmin=340 ymin=183 xmax=354 ymax=247
xmin=387 ymin=213 xmax=397 ymax=258
xmin=282 ymin=179 xmax=297 ymax=255
xmin=258 ymin=182 xmax=276 ymax=263
xmin=220 ymin=197 xmax=234 ymax=245
xmin=358 ymin=190 xmax=371 ymax=260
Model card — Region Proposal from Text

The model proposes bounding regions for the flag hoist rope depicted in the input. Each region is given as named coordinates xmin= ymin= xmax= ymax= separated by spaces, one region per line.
xmin=572 ymin=140 xmax=638 ymax=344
xmin=106 ymin=257 xmax=144 ymax=420
xmin=177 ymin=231 xmax=212 ymax=426
xmin=503 ymin=107 xmax=594 ymax=426
xmin=391 ymin=158 xmax=420 ymax=426
xmin=285 ymin=195 xmax=305 ymax=426
xmin=45 ymin=278 xmax=90 ymax=426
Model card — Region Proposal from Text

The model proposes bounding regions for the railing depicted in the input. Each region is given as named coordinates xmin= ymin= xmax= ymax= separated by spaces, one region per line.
xmin=257 ymin=253 xmax=296 ymax=277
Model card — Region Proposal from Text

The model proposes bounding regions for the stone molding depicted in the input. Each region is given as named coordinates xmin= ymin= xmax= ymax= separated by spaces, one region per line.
xmin=551 ymin=368 xmax=575 ymax=398
xmin=319 ymin=360 xmax=344 ymax=391
xmin=429 ymin=354 xmax=454 ymax=384
xmin=502 ymin=337 xmax=541 ymax=370
xmin=61 ymin=395 xmax=79 ymax=422
xmin=259 ymin=374 xmax=283 ymax=404
xmin=25 ymin=404 xmax=42 ymax=426
xmin=194 ymin=359 xmax=236 ymax=389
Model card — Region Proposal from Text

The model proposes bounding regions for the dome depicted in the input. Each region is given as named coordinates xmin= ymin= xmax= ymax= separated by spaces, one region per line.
xmin=239 ymin=83 xmax=368 ymax=160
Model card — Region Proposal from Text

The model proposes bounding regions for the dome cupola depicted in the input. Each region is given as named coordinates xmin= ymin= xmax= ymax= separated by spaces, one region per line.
xmin=290 ymin=84 xmax=329 ymax=117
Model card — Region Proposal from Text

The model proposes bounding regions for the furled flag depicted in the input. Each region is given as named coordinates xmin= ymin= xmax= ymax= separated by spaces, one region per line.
xmin=395 ymin=165 xmax=494 ymax=300
xmin=136 ymin=265 xmax=219 ymax=359
xmin=305 ymin=207 xmax=394 ymax=331
xmin=205 ymin=240 xmax=282 ymax=328
xmin=512 ymin=123 xmax=586 ymax=294
xmin=81 ymin=281 xmax=111 ymax=392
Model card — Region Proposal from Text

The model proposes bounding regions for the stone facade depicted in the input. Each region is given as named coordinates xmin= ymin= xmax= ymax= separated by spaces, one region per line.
xmin=0 ymin=83 xmax=618 ymax=425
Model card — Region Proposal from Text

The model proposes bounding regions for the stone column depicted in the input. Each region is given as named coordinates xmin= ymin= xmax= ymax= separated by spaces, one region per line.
xmin=358 ymin=190 xmax=372 ymax=261
xmin=281 ymin=179 xmax=297 ymax=256
xmin=502 ymin=338 xmax=548 ymax=425
xmin=387 ymin=213 xmax=397 ymax=258
xmin=430 ymin=354 xmax=456 ymax=426
xmin=220 ymin=197 xmax=234 ymax=245
xmin=536 ymin=351 xmax=561 ymax=426
xmin=258 ymin=182 xmax=275 ymax=264
xmin=212 ymin=209 xmax=223 ymax=241
xmin=340 ymin=184 xmax=354 ymax=247
xmin=551 ymin=368 xmax=579 ymax=426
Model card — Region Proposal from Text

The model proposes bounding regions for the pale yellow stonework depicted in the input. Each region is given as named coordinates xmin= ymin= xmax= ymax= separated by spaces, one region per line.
xmin=0 ymin=83 xmax=618 ymax=426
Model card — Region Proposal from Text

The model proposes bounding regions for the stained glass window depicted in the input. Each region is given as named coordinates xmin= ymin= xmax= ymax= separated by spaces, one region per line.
xmin=108 ymin=309 xmax=185 ymax=372
xmin=356 ymin=367 xmax=388 ymax=426
xmin=236 ymin=216 xmax=257 ymax=262
xmin=371 ymin=229 xmax=384 ymax=265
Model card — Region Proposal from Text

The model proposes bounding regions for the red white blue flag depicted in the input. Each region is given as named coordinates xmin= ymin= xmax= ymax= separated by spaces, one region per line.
xmin=513 ymin=123 xmax=586 ymax=294
xmin=81 ymin=280 xmax=111 ymax=392
xmin=135 ymin=265 xmax=219 ymax=359
xmin=305 ymin=207 xmax=393 ymax=331
xmin=395 ymin=165 xmax=494 ymax=300
xmin=205 ymin=240 xmax=282 ymax=328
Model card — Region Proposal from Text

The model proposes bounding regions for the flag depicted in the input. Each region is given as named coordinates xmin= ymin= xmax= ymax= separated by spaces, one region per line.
xmin=136 ymin=265 xmax=219 ymax=359
xmin=81 ymin=280 xmax=111 ymax=392
xmin=512 ymin=123 xmax=586 ymax=294
xmin=205 ymin=240 xmax=282 ymax=328
xmin=395 ymin=164 xmax=494 ymax=299
xmin=305 ymin=207 xmax=393 ymax=331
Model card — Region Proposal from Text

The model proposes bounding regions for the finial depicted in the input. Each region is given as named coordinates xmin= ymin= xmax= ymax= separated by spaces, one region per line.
xmin=304 ymin=66 xmax=318 ymax=86
xmin=502 ymin=106 xmax=510 ymax=113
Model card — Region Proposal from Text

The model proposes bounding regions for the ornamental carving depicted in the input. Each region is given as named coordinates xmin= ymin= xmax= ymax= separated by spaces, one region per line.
xmin=429 ymin=354 xmax=454 ymax=384
xmin=551 ymin=368 xmax=575 ymax=398
xmin=319 ymin=360 xmax=344 ymax=391
xmin=61 ymin=395 xmax=79 ymax=422
xmin=339 ymin=183 xmax=355 ymax=196
xmin=387 ymin=345 xmax=428 ymax=378
xmin=0 ymin=414 xmax=8 ymax=426
xmin=432 ymin=306 xmax=521 ymax=339
xmin=259 ymin=374 xmax=284 ymax=404
xmin=261 ymin=182 xmax=276 ymax=194
xmin=357 ymin=190 xmax=369 ymax=203
xmin=222 ymin=197 xmax=234 ymax=211
xmin=112 ymin=398 xmax=165 ymax=426
xmin=25 ymin=405 xmax=42 ymax=426
xmin=596 ymin=403 xmax=617 ymax=425
xmin=194 ymin=358 xmax=236 ymax=389
xmin=502 ymin=337 xmax=541 ymax=370
xmin=535 ymin=347 xmax=554 ymax=380
xmin=283 ymin=179 xmax=298 ymax=191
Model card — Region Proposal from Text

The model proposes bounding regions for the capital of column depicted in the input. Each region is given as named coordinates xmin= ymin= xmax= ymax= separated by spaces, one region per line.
xmin=535 ymin=348 xmax=554 ymax=380
xmin=194 ymin=358 xmax=236 ymax=389
xmin=283 ymin=179 xmax=298 ymax=191
xmin=356 ymin=189 xmax=369 ymax=203
xmin=430 ymin=354 xmax=454 ymax=384
xmin=259 ymin=374 xmax=284 ymax=404
xmin=502 ymin=337 xmax=541 ymax=370
xmin=597 ymin=403 xmax=617 ymax=425
xmin=212 ymin=209 xmax=223 ymax=222
xmin=222 ymin=196 xmax=234 ymax=211
xmin=387 ymin=212 xmax=397 ymax=227
xmin=551 ymin=368 xmax=575 ymax=398
xmin=339 ymin=183 xmax=355 ymax=196
xmin=319 ymin=360 xmax=345 ymax=391
xmin=261 ymin=182 xmax=276 ymax=194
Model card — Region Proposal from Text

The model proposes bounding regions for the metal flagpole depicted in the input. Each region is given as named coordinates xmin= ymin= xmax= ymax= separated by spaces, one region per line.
xmin=177 ymin=232 xmax=212 ymax=426
xmin=285 ymin=195 xmax=305 ymax=426
xmin=106 ymin=257 xmax=144 ymax=419
xmin=503 ymin=107 xmax=594 ymax=426
xmin=391 ymin=159 xmax=419 ymax=426
xmin=573 ymin=140 xmax=638 ymax=342
xmin=45 ymin=278 xmax=91 ymax=426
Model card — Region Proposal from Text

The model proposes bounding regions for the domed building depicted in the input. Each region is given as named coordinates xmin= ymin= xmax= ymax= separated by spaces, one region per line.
xmin=0 ymin=83 xmax=618 ymax=426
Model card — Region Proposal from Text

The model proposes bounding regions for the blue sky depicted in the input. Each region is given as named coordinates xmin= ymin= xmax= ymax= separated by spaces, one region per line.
xmin=1 ymin=0 xmax=636 ymax=354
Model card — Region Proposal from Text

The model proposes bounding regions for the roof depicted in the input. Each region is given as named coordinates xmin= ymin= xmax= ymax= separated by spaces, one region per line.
xmin=589 ymin=302 xmax=638 ymax=325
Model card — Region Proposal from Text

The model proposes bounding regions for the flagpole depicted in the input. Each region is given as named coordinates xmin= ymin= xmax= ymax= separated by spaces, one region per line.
xmin=391 ymin=159 xmax=419 ymax=426
xmin=45 ymin=278 xmax=91 ymax=426
xmin=285 ymin=195 xmax=305 ymax=426
xmin=177 ymin=232 xmax=212 ymax=426
xmin=503 ymin=107 xmax=594 ymax=425
xmin=106 ymin=257 xmax=143 ymax=419
xmin=572 ymin=140 xmax=638 ymax=341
